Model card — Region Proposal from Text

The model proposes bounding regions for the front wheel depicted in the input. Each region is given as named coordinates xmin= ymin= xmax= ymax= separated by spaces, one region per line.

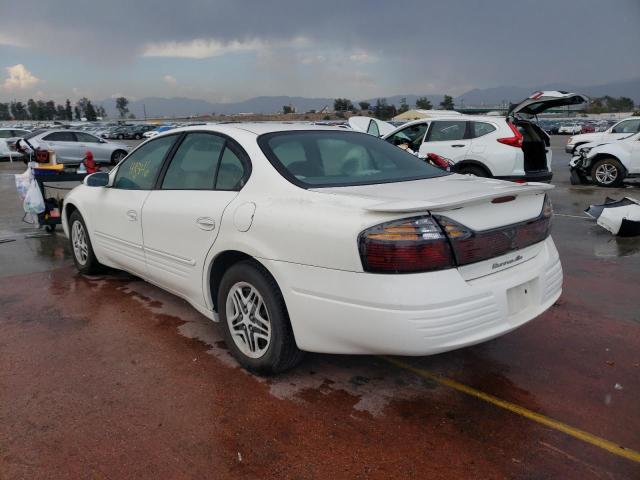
xmin=218 ymin=260 xmax=303 ymax=374
xmin=69 ymin=210 xmax=104 ymax=274
xmin=591 ymin=157 xmax=625 ymax=187
xmin=111 ymin=150 xmax=127 ymax=165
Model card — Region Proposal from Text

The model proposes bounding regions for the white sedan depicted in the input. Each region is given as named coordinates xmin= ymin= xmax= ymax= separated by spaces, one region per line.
xmin=62 ymin=124 xmax=562 ymax=374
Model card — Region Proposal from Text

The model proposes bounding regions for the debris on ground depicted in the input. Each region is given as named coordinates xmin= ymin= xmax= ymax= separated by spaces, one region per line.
xmin=584 ymin=197 xmax=640 ymax=236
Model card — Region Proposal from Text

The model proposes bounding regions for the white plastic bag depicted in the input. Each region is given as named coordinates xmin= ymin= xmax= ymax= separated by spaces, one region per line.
xmin=14 ymin=165 xmax=33 ymax=200
xmin=23 ymin=178 xmax=45 ymax=214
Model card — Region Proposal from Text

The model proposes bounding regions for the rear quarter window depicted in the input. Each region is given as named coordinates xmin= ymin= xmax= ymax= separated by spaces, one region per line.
xmin=470 ymin=122 xmax=496 ymax=138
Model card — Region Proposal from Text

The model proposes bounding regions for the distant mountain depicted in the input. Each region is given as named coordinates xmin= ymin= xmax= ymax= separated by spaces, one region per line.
xmin=96 ymin=78 xmax=639 ymax=118
xmin=456 ymin=78 xmax=640 ymax=106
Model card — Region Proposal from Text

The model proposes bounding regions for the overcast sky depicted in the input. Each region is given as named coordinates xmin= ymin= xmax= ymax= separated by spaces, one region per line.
xmin=0 ymin=0 xmax=638 ymax=103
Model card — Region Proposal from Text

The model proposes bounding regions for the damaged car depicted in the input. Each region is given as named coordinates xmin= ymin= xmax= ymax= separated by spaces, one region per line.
xmin=62 ymin=124 xmax=562 ymax=374
xmin=351 ymin=91 xmax=588 ymax=183
xmin=565 ymin=117 xmax=640 ymax=154
xmin=569 ymin=131 xmax=640 ymax=186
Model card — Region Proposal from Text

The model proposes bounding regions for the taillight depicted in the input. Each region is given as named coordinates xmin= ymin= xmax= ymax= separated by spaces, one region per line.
xmin=426 ymin=152 xmax=451 ymax=170
xmin=358 ymin=216 xmax=454 ymax=273
xmin=497 ymin=122 xmax=523 ymax=148
xmin=436 ymin=195 xmax=553 ymax=266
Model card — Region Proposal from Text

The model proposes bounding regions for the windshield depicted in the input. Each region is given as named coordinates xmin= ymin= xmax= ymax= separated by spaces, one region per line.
xmin=259 ymin=130 xmax=449 ymax=188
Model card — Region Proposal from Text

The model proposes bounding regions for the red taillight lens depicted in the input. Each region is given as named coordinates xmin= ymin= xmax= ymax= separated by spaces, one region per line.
xmin=359 ymin=216 xmax=454 ymax=273
xmin=436 ymin=195 xmax=553 ymax=266
xmin=426 ymin=152 xmax=451 ymax=170
xmin=497 ymin=122 xmax=523 ymax=148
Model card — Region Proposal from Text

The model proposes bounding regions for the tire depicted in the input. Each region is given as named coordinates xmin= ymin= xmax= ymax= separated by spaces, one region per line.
xmin=217 ymin=260 xmax=303 ymax=374
xmin=45 ymin=224 xmax=56 ymax=233
xmin=591 ymin=157 xmax=625 ymax=187
xmin=457 ymin=165 xmax=488 ymax=177
xmin=117 ymin=134 xmax=124 ymax=140
xmin=569 ymin=169 xmax=587 ymax=185
xmin=68 ymin=210 xmax=104 ymax=275
xmin=135 ymin=134 xmax=141 ymax=140
xmin=111 ymin=150 xmax=127 ymax=165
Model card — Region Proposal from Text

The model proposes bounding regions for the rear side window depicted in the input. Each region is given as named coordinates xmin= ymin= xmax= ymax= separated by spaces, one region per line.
xmin=75 ymin=132 xmax=101 ymax=143
xmin=161 ymin=133 xmax=225 ymax=190
xmin=0 ymin=130 xmax=11 ymax=138
xmin=114 ymin=135 xmax=176 ymax=190
xmin=44 ymin=131 xmax=75 ymax=142
xmin=367 ymin=120 xmax=380 ymax=136
xmin=215 ymin=147 xmax=246 ymax=191
xmin=611 ymin=119 xmax=640 ymax=134
xmin=470 ymin=122 xmax=496 ymax=138
xmin=427 ymin=121 xmax=466 ymax=142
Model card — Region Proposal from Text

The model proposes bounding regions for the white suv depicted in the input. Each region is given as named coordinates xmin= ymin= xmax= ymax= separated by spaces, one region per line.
xmin=566 ymin=117 xmax=640 ymax=154
xmin=352 ymin=91 xmax=588 ymax=183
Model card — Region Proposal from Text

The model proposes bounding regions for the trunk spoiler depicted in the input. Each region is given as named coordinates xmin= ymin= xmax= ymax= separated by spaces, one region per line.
xmin=365 ymin=182 xmax=554 ymax=213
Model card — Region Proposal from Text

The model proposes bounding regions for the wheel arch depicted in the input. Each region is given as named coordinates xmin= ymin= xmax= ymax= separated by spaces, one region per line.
xmin=589 ymin=153 xmax=627 ymax=173
xmin=207 ymin=250 xmax=278 ymax=313
xmin=452 ymin=159 xmax=493 ymax=177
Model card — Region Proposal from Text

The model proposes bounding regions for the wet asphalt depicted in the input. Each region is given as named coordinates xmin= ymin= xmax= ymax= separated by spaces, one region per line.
xmin=0 ymin=137 xmax=638 ymax=479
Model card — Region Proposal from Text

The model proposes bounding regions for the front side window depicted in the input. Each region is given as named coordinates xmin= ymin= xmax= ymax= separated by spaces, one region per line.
xmin=470 ymin=122 xmax=496 ymax=138
xmin=367 ymin=120 xmax=380 ymax=136
xmin=612 ymin=119 xmax=640 ymax=134
xmin=114 ymin=135 xmax=176 ymax=190
xmin=75 ymin=132 xmax=101 ymax=143
xmin=44 ymin=131 xmax=76 ymax=142
xmin=161 ymin=133 xmax=225 ymax=190
xmin=427 ymin=121 xmax=467 ymax=142
xmin=387 ymin=123 xmax=429 ymax=150
xmin=259 ymin=130 xmax=449 ymax=187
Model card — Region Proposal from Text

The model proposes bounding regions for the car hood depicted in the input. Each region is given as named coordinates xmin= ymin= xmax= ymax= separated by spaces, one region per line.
xmin=508 ymin=91 xmax=589 ymax=117
xmin=577 ymin=133 xmax=639 ymax=153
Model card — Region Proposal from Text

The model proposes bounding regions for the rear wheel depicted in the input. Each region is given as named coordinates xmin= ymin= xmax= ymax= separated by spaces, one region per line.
xmin=591 ymin=157 xmax=624 ymax=187
xmin=457 ymin=165 xmax=488 ymax=177
xmin=69 ymin=210 xmax=103 ymax=274
xmin=218 ymin=260 xmax=303 ymax=374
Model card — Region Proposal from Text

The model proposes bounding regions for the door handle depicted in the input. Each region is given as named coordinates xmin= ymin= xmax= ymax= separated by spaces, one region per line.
xmin=196 ymin=217 xmax=215 ymax=231
xmin=126 ymin=210 xmax=137 ymax=221
xmin=451 ymin=144 xmax=466 ymax=148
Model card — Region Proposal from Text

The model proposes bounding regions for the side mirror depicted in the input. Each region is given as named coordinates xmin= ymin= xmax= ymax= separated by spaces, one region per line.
xmin=84 ymin=172 xmax=110 ymax=187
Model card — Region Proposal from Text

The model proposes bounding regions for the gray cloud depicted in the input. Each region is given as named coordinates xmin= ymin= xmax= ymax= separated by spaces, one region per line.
xmin=0 ymin=0 xmax=638 ymax=97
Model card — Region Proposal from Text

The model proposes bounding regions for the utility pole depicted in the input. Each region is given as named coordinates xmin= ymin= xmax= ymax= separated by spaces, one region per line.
xmin=143 ymin=103 xmax=147 ymax=120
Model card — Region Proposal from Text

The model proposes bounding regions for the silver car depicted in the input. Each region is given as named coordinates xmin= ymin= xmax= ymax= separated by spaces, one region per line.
xmin=21 ymin=129 xmax=131 ymax=165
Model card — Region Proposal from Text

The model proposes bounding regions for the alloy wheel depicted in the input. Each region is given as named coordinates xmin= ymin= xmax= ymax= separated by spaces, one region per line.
xmin=226 ymin=282 xmax=271 ymax=358
xmin=71 ymin=221 xmax=88 ymax=265
xmin=594 ymin=163 xmax=617 ymax=185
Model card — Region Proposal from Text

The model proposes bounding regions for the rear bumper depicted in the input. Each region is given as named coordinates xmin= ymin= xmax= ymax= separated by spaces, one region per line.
xmin=261 ymin=236 xmax=562 ymax=355
xmin=495 ymin=170 xmax=553 ymax=183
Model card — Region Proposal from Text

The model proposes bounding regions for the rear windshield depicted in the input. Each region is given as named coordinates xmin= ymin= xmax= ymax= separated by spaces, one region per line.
xmin=258 ymin=130 xmax=449 ymax=187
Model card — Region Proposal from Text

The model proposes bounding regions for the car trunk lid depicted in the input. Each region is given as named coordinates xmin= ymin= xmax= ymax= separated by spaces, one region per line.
xmin=508 ymin=91 xmax=589 ymax=117
xmin=312 ymin=175 xmax=553 ymax=278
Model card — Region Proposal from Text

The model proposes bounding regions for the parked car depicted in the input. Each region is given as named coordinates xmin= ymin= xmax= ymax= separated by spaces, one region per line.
xmin=558 ymin=123 xmax=582 ymax=135
xmin=18 ymin=129 xmax=131 ymax=165
xmin=125 ymin=124 xmax=156 ymax=140
xmin=0 ymin=127 xmax=31 ymax=159
xmin=143 ymin=125 xmax=174 ymax=138
xmin=569 ymin=131 xmax=640 ymax=186
xmin=105 ymin=125 xmax=134 ymax=140
xmin=62 ymin=123 xmax=562 ymax=374
xmin=565 ymin=117 xmax=640 ymax=154
xmin=353 ymin=91 xmax=588 ymax=183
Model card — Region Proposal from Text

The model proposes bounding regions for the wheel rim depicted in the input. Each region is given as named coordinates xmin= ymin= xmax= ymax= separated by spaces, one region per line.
xmin=226 ymin=282 xmax=271 ymax=359
xmin=71 ymin=220 xmax=89 ymax=265
xmin=112 ymin=152 xmax=125 ymax=164
xmin=595 ymin=163 xmax=617 ymax=184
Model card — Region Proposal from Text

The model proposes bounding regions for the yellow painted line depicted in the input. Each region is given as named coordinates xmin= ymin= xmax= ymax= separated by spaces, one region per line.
xmin=382 ymin=356 xmax=640 ymax=463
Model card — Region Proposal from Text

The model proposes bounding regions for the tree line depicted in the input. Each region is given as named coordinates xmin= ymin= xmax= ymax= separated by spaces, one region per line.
xmin=332 ymin=95 xmax=455 ymax=120
xmin=0 ymin=96 xmax=133 ymax=121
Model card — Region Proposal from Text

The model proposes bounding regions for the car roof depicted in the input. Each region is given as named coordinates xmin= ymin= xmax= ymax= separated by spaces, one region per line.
xmin=167 ymin=122 xmax=344 ymax=136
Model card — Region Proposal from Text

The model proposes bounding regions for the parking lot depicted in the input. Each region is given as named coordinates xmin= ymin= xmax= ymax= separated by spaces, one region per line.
xmin=0 ymin=136 xmax=639 ymax=479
